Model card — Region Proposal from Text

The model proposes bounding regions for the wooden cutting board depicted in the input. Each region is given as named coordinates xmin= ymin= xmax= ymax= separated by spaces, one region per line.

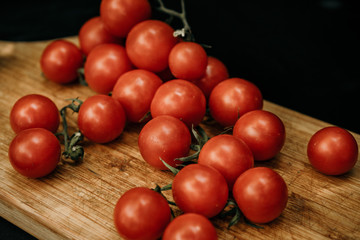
xmin=0 ymin=37 xmax=359 ymax=240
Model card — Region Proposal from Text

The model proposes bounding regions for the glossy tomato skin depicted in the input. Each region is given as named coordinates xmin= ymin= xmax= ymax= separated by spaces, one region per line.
xmin=168 ymin=42 xmax=208 ymax=81
xmin=40 ymin=39 xmax=83 ymax=84
xmin=138 ymin=115 xmax=191 ymax=170
xmin=193 ymin=56 xmax=229 ymax=99
xmin=209 ymin=78 xmax=263 ymax=127
xmin=8 ymin=128 xmax=61 ymax=178
xmin=150 ymin=79 xmax=206 ymax=127
xmin=84 ymin=43 xmax=132 ymax=94
xmin=100 ymin=0 xmax=151 ymax=38
xmin=78 ymin=95 xmax=126 ymax=143
xmin=172 ymin=164 xmax=229 ymax=218
xmin=233 ymin=110 xmax=286 ymax=161
xmin=10 ymin=94 xmax=59 ymax=134
xmin=112 ymin=69 xmax=163 ymax=122
xmin=78 ymin=16 xmax=122 ymax=56
xmin=114 ymin=187 xmax=171 ymax=240
xmin=162 ymin=213 xmax=218 ymax=240
xmin=307 ymin=126 xmax=358 ymax=175
xmin=198 ymin=134 xmax=254 ymax=189
xmin=233 ymin=167 xmax=288 ymax=224
xmin=126 ymin=20 xmax=178 ymax=72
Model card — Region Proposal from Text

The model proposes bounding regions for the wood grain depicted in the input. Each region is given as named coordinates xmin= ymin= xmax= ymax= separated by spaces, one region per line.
xmin=0 ymin=37 xmax=359 ymax=240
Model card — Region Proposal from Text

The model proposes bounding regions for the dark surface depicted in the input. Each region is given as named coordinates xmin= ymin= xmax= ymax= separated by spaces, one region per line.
xmin=1 ymin=0 xmax=359 ymax=239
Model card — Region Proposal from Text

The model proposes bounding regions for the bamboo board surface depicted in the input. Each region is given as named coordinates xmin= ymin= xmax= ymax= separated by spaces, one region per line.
xmin=0 ymin=37 xmax=359 ymax=240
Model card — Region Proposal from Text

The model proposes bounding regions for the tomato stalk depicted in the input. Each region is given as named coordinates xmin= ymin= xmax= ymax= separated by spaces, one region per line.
xmin=77 ymin=67 xmax=88 ymax=86
xmin=153 ymin=184 xmax=176 ymax=217
xmin=57 ymin=98 xmax=84 ymax=164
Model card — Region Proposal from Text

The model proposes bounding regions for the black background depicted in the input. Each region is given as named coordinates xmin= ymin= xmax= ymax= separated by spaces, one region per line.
xmin=1 ymin=0 xmax=359 ymax=239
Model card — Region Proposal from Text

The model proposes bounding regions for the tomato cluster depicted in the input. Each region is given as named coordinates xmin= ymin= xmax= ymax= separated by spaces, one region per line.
xmin=8 ymin=0 xmax=359 ymax=239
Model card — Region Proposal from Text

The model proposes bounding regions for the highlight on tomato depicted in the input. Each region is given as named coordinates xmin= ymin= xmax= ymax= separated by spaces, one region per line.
xmin=113 ymin=187 xmax=171 ymax=240
xmin=233 ymin=110 xmax=286 ymax=161
xmin=40 ymin=39 xmax=83 ymax=84
xmin=138 ymin=115 xmax=191 ymax=170
xmin=307 ymin=126 xmax=358 ymax=175
xmin=209 ymin=78 xmax=263 ymax=127
xmin=10 ymin=94 xmax=60 ymax=134
xmin=8 ymin=128 xmax=61 ymax=178
xmin=232 ymin=167 xmax=288 ymax=224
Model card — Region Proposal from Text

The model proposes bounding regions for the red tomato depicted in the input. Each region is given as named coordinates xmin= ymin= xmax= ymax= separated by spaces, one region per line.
xmin=112 ymin=69 xmax=163 ymax=122
xmin=10 ymin=94 xmax=59 ymax=134
xmin=209 ymin=78 xmax=263 ymax=127
xmin=198 ymin=134 xmax=254 ymax=189
xmin=233 ymin=110 xmax=286 ymax=161
xmin=100 ymin=0 xmax=151 ymax=38
xmin=78 ymin=16 xmax=122 ymax=56
xmin=150 ymin=79 xmax=206 ymax=127
xmin=168 ymin=42 xmax=208 ymax=81
xmin=162 ymin=213 xmax=218 ymax=240
xmin=114 ymin=187 xmax=171 ymax=240
xmin=138 ymin=115 xmax=191 ymax=170
xmin=307 ymin=126 xmax=358 ymax=175
xmin=193 ymin=56 xmax=229 ymax=98
xmin=8 ymin=128 xmax=61 ymax=178
xmin=126 ymin=20 xmax=178 ymax=72
xmin=78 ymin=95 xmax=126 ymax=143
xmin=172 ymin=164 xmax=229 ymax=218
xmin=233 ymin=167 xmax=288 ymax=224
xmin=84 ymin=43 xmax=132 ymax=94
xmin=40 ymin=39 xmax=83 ymax=84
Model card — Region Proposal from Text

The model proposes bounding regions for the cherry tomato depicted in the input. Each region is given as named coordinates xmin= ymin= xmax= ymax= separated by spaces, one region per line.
xmin=8 ymin=128 xmax=61 ymax=178
xmin=40 ymin=39 xmax=83 ymax=84
xmin=198 ymin=134 xmax=254 ymax=189
xmin=78 ymin=95 xmax=126 ymax=143
xmin=112 ymin=69 xmax=163 ymax=122
xmin=233 ymin=167 xmax=288 ymax=224
xmin=193 ymin=56 xmax=229 ymax=99
xmin=150 ymin=79 xmax=206 ymax=127
xmin=209 ymin=78 xmax=263 ymax=127
xmin=114 ymin=187 xmax=171 ymax=240
xmin=162 ymin=213 xmax=218 ymax=240
xmin=138 ymin=115 xmax=191 ymax=170
xmin=10 ymin=94 xmax=59 ymax=134
xmin=78 ymin=16 xmax=122 ymax=56
xmin=172 ymin=164 xmax=229 ymax=218
xmin=126 ymin=20 xmax=178 ymax=72
xmin=168 ymin=42 xmax=207 ymax=81
xmin=307 ymin=126 xmax=358 ymax=175
xmin=100 ymin=0 xmax=151 ymax=38
xmin=233 ymin=110 xmax=286 ymax=161
xmin=84 ymin=43 xmax=132 ymax=94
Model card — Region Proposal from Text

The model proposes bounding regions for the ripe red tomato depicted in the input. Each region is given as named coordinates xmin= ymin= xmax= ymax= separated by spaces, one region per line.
xmin=8 ymin=128 xmax=61 ymax=178
xmin=78 ymin=16 xmax=122 ymax=56
xmin=138 ymin=115 xmax=191 ymax=170
xmin=307 ymin=126 xmax=358 ymax=175
xmin=112 ymin=69 xmax=163 ymax=122
xmin=209 ymin=78 xmax=263 ymax=127
xmin=126 ymin=20 xmax=178 ymax=72
xmin=233 ymin=110 xmax=286 ymax=161
xmin=84 ymin=43 xmax=132 ymax=94
xmin=150 ymin=79 xmax=206 ymax=127
xmin=40 ymin=39 xmax=83 ymax=84
xmin=168 ymin=42 xmax=208 ymax=81
xmin=78 ymin=95 xmax=126 ymax=143
xmin=198 ymin=134 xmax=254 ymax=189
xmin=10 ymin=94 xmax=59 ymax=134
xmin=100 ymin=0 xmax=151 ymax=38
xmin=193 ymin=56 xmax=229 ymax=98
xmin=162 ymin=213 xmax=218 ymax=240
xmin=114 ymin=187 xmax=171 ymax=240
xmin=233 ymin=167 xmax=288 ymax=224
xmin=172 ymin=164 xmax=229 ymax=218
